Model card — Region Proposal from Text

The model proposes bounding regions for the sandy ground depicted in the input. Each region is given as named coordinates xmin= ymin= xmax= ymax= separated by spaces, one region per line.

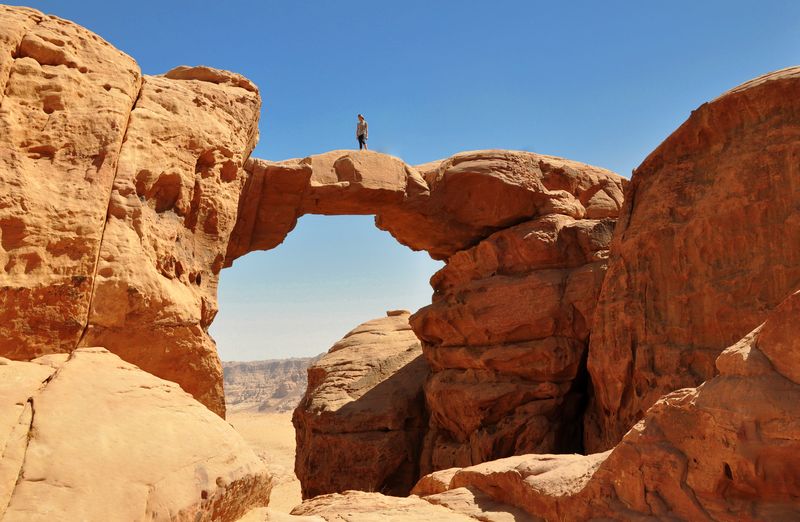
xmin=228 ymin=410 xmax=304 ymax=519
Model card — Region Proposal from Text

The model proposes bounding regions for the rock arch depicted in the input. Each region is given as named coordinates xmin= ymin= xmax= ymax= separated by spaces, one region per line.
xmin=0 ymin=4 xmax=625 ymax=468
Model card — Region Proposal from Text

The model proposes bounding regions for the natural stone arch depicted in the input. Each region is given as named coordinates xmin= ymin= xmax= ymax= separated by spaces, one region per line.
xmin=0 ymin=5 xmax=626 ymax=430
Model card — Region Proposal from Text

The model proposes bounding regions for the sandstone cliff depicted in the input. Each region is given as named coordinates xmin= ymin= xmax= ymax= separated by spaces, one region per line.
xmin=233 ymin=149 xmax=624 ymax=479
xmin=0 ymin=5 xmax=260 ymax=418
xmin=585 ymin=65 xmax=800 ymax=452
xmin=224 ymin=356 xmax=320 ymax=413
xmin=405 ymin=287 xmax=800 ymax=521
xmin=288 ymin=285 xmax=800 ymax=520
xmin=410 ymin=154 xmax=623 ymax=472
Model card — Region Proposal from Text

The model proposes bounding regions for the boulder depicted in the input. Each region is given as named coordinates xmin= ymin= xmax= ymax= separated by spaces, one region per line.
xmin=290 ymin=491 xmax=474 ymax=521
xmin=586 ymin=65 xmax=800 ymax=452
xmin=292 ymin=313 xmax=429 ymax=498
xmin=0 ymin=347 xmax=271 ymax=521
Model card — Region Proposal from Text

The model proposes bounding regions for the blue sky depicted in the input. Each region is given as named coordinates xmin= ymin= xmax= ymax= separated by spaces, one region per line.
xmin=22 ymin=1 xmax=800 ymax=360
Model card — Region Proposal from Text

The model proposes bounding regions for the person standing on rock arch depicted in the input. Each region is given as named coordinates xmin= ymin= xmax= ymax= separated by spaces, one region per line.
xmin=356 ymin=114 xmax=368 ymax=150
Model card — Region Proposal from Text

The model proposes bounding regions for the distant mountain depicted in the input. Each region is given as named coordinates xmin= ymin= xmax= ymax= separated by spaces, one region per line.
xmin=223 ymin=356 xmax=322 ymax=413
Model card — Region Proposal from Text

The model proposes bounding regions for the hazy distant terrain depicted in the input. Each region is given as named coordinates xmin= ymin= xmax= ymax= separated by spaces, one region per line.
xmin=223 ymin=356 xmax=321 ymax=413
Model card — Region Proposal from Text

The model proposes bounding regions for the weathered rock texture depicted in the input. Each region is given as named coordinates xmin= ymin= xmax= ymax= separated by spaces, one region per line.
xmin=0 ymin=5 xmax=261 ymax=417
xmin=291 ymin=491 xmax=475 ymax=521
xmin=228 ymin=150 xmax=624 ymax=265
xmin=0 ymin=5 xmax=141 ymax=355
xmin=224 ymin=356 xmax=320 ymax=413
xmin=410 ymin=163 xmax=624 ymax=473
xmin=0 ymin=347 xmax=271 ymax=521
xmin=408 ymin=288 xmax=800 ymax=521
xmin=292 ymin=312 xmax=429 ymax=498
xmin=586 ymin=65 xmax=800 ymax=452
xmin=78 ymin=66 xmax=260 ymax=417
xmin=0 ymin=9 xmax=625 ymax=433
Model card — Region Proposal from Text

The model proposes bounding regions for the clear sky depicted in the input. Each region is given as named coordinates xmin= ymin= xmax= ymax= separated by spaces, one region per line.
xmin=20 ymin=1 xmax=800 ymax=360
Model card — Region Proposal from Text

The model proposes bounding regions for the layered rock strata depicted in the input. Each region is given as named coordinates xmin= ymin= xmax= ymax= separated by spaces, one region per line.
xmin=223 ymin=356 xmax=320 ymax=413
xmin=292 ymin=312 xmax=429 ymax=498
xmin=406 ymin=288 xmax=800 ymax=521
xmin=0 ymin=347 xmax=271 ymax=521
xmin=410 ymin=175 xmax=622 ymax=472
xmin=586 ymin=65 xmax=800 ymax=452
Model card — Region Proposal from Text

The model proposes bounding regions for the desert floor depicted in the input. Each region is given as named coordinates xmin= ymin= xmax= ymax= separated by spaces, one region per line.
xmin=228 ymin=410 xmax=302 ymax=519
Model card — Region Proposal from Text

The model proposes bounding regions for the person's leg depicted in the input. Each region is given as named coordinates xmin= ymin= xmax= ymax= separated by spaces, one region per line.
xmin=358 ymin=135 xmax=365 ymax=150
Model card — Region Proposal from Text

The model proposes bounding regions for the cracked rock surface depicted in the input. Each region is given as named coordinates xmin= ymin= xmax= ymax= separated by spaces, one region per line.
xmin=0 ymin=347 xmax=271 ymax=521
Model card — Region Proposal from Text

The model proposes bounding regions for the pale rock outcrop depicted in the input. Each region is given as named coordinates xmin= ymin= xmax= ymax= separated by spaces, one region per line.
xmin=585 ymin=65 xmax=800 ymax=452
xmin=290 ymin=491 xmax=475 ymax=521
xmin=408 ymin=288 xmax=800 ymax=521
xmin=0 ymin=347 xmax=271 ymax=521
xmin=292 ymin=312 xmax=429 ymax=498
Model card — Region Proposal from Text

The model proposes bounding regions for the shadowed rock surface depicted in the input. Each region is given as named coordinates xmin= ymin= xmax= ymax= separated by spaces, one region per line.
xmin=403 ymin=288 xmax=800 ymax=521
xmin=412 ymin=197 xmax=620 ymax=473
xmin=292 ymin=312 xmax=429 ymax=498
xmin=585 ymin=65 xmax=800 ymax=452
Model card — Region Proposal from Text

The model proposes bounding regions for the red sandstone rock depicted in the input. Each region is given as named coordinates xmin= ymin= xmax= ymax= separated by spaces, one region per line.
xmin=409 ymin=289 xmax=800 ymax=520
xmin=0 ymin=348 xmax=271 ymax=521
xmin=404 ymin=286 xmax=800 ymax=521
xmin=411 ymin=215 xmax=621 ymax=473
xmin=292 ymin=312 xmax=429 ymax=498
xmin=227 ymin=150 xmax=625 ymax=264
xmin=585 ymin=65 xmax=800 ymax=452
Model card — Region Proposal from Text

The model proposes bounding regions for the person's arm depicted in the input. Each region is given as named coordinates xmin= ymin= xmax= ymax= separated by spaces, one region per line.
xmin=365 ymin=122 xmax=368 ymax=139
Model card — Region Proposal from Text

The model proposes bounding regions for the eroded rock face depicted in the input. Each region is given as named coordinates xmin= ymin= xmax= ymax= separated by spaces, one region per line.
xmin=411 ymin=189 xmax=622 ymax=473
xmin=79 ymin=66 xmax=261 ymax=417
xmin=292 ymin=312 xmax=429 ymax=498
xmin=227 ymin=150 xmax=625 ymax=264
xmin=0 ymin=6 xmax=141 ymax=356
xmin=233 ymin=149 xmax=625 ymax=477
xmin=410 ymin=288 xmax=800 ymax=521
xmin=585 ymin=65 xmax=800 ymax=452
xmin=0 ymin=347 xmax=271 ymax=521
xmin=0 ymin=6 xmax=260 ymax=417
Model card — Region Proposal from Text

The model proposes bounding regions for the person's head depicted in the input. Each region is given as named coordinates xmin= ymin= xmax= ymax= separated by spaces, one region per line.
xmin=358 ymin=114 xmax=364 ymax=121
